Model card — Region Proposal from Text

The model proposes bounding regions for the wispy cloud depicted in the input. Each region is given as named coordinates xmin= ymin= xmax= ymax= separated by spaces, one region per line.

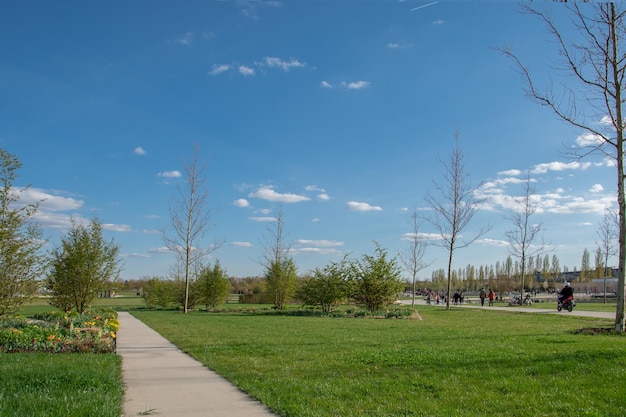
xmin=210 ymin=56 xmax=306 ymax=78
xmin=238 ymin=0 xmax=282 ymax=20
xmin=342 ymin=81 xmax=370 ymax=90
xmin=231 ymin=241 xmax=253 ymax=247
xmin=410 ymin=1 xmax=438 ymax=12
xmin=103 ymin=223 xmax=132 ymax=232
xmin=209 ymin=64 xmax=231 ymax=76
xmin=134 ymin=147 xmax=146 ymax=156
xmin=239 ymin=65 xmax=255 ymax=76
xmin=170 ymin=32 xmax=194 ymax=46
xmin=295 ymin=239 xmax=344 ymax=247
xmin=158 ymin=170 xmax=182 ymax=178
xmin=320 ymin=80 xmax=333 ymax=88
xmin=387 ymin=42 xmax=412 ymax=49
xmin=257 ymin=57 xmax=306 ymax=71
xmin=347 ymin=201 xmax=382 ymax=212
xmin=249 ymin=216 xmax=276 ymax=222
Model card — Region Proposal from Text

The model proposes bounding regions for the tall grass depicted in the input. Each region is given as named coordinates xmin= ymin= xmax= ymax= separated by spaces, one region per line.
xmin=132 ymin=308 xmax=625 ymax=417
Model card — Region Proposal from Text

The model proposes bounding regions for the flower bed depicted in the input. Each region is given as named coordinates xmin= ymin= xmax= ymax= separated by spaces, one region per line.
xmin=0 ymin=310 xmax=119 ymax=353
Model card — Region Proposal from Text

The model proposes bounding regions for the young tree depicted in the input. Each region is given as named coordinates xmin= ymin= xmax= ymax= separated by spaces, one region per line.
xmin=265 ymin=257 xmax=298 ymax=310
xmin=596 ymin=208 xmax=618 ymax=302
xmin=502 ymin=2 xmax=626 ymax=330
xmin=504 ymin=172 xmax=547 ymax=298
xmin=581 ymin=248 xmax=591 ymax=281
xmin=425 ymin=132 xmax=491 ymax=309
xmin=162 ymin=146 xmax=221 ymax=313
xmin=0 ymin=149 xmax=46 ymax=316
xmin=348 ymin=243 xmax=404 ymax=313
xmin=196 ymin=261 xmax=231 ymax=309
xmin=296 ymin=259 xmax=349 ymax=314
xmin=400 ymin=209 xmax=433 ymax=306
xmin=262 ymin=208 xmax=298 ymax=310
xmin=47 ymin=217 xmax=121 ymax=313
xmin=594 ymin=247 xmax=605 ymax=280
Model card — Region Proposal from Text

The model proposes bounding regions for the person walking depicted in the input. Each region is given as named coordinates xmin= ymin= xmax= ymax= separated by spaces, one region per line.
xmin=479 ymin=288 xmax=487 ymax=307
xmin=488 ymin=289 xmax=495 ymax=307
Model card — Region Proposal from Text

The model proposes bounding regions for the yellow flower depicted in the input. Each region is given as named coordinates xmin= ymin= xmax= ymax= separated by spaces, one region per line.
xmin=110 ymin=331 xmax=116 ymax=339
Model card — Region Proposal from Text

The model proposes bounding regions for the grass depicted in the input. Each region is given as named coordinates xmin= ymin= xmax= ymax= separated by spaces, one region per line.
xmin=0 ymin=352 xmax=124 ymax=417
xmin=0 ymin=299 xmax=135 ymax=417
xmin=132 ymin=307 xmax=626 ymax=417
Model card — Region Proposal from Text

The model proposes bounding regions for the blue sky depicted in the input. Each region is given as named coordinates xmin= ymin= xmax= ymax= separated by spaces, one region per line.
xmin=1 ymin=1 xmax=617 ymax=281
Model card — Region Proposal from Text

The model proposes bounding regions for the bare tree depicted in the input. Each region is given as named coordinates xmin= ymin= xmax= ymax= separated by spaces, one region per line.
xmin=504 ymin=172 xmax=548 ymax=300
xmin=501 ymin=2 xmax=626 ymax=331
xmin=400 ymin=209 xmax=433 ymax=306
xmin=262 ymin=207 xmax=290 ymax=266
xmin=425 ymin=132 xmax=492 ymax=310
xmin=596 ymin=208 xmax=618 ymax=303
xmin=162 ymin=146 xmax=221 ymax=313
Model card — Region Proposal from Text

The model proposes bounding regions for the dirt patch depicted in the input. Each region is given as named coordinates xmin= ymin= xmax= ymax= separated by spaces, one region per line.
xmin=574 ymin=327 xmax=623 ymax=335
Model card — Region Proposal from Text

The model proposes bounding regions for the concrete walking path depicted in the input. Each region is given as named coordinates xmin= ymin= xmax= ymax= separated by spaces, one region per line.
xmin=402 ymin=298 xmax=615 ymax=319
xmin=116 ymin=312 xmax=278 ymax=417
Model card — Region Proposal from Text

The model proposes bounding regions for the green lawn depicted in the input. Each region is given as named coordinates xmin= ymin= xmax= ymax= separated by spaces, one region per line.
xmin=0 ymin=353 xmax=123 ymax=417
xmin=4 ymin=298 xmax=625 ymax=417
xmin=132 ymin=307 xmax=626 ymax=417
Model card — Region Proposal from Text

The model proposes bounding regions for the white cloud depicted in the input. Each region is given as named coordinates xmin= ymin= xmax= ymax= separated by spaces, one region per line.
xmin=433 ymin=19 xmax=444 ymax=25
xmin=103 ymin=223 xmax=132 ymax=232
xmin=476 ymin=238 xmax=510 ymax=247
xmin=531 ymin=161 xmax=591 ymax=174
xmin=317 ymin=193 xmax=330 ymax=201
xmin=249 ymin=216 xmax=276 ymax=222
xmin=258 ymin=57 xmax=306 ymax=71
xmin=19 ymin=188 xmax=83 ymax=212
xmin=342 ymin=81 xmax=370 ymax=90
xmin=320 ymin=80 xmax=333 ymax=88
xmin=546 ymin=195 xmax=614 ymax=214
xmin=387 ymin=42 xmax=412 ymax=49
xmin=134 ymin=147 xmax=146 ymax=156
xmin=589 ymin=184 xmax=604 ymax=193
xmin=248 ymin=186 xmax=310 ymax=203
xmin=239 ymin=66 xmax=255 ymax=76
xmin=158 ymin=170 xmax=182 ymax=178
xmin=292 ymin=247 xmax=343 ymax=255
xmin=294 ymin=239 xmax=344 ymax=247
xmin=305 ymin=185 xmax=325 ymax=192
xmin=497 ymin=169 xmax=521 ymax=176
xmin=401 ymin=232 xmax=444 ymax=241
xmin=347 ymin=201 xmax=382 ymax=212
xmin=233 ymin=198 xmax=250 ymax=208
xmin=231 ymin=241 xmax=253 ymax=247
xmin=575 ymin=132 xmax=604 ymax=147
xmin=209 ymin=64 xmax=231 ymax=76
